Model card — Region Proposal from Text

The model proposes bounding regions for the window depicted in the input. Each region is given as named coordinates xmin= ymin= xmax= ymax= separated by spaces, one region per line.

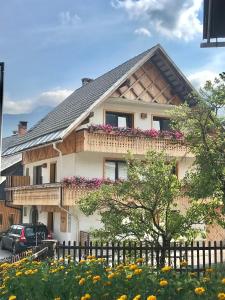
xmin=153 ymin=116 xmax=171 ymax=131
xmin=0 ymin=214 xmax=2 ymax=226
xmin=33 ymin=166 xmax=42 ymax=185
xmin=105 ymin=160 xmax=127 ymax=181
xmin=68 ymin=214 xmax=71 ymax=233
xmin=106 ymin=111 xmax=133 ymax=128
xmin=50 ymin=163 xmax=57 ymax=183
xmin=23 ymin=207 xmax=27 ymax=217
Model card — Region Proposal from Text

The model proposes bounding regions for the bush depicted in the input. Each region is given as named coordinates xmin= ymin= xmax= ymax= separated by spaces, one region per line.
xmin=1 ymin=256 xmax=225 ymax=300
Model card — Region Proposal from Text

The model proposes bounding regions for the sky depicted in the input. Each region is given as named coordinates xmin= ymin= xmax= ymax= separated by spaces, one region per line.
xmin=1 ymin=0 xmax=225 ymax=137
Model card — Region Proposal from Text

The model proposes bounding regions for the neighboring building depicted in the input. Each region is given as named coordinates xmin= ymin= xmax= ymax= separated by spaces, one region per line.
xmin=2 ymin=45 xmax=224 ymax=242
xmin=0 ymin=124 xmax=25 ymax=232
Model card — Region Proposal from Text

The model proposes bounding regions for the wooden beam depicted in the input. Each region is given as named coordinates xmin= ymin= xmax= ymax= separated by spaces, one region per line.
xmin=151 ymin=84 xmax=170 ymax=103
xmin=120 ymin=71 xmax=146 ymax=98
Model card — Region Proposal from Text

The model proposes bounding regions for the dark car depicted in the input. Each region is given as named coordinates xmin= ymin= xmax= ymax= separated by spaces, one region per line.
xmin=1 ymin=223 xmax=52 ymax=254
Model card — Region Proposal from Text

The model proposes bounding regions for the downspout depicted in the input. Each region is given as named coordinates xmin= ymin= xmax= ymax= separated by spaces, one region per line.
xmin=52 ymin=142 xmax=80 ymax=242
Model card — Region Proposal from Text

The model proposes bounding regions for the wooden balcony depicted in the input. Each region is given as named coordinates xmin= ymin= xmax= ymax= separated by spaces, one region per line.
xmin=75 ymin=130 xmax=194 ymax=157
xmin=6 ymin=177 xmax=89 ymax=206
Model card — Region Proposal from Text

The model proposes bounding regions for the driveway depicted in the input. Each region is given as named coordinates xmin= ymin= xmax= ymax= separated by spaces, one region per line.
xmin=0 ymin=248 xmax=11 ymax=259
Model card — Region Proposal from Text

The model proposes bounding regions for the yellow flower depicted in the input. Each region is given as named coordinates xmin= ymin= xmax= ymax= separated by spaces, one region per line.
xmin=134 ymin=268 xmax=142 ymax=275
xmin=15 ymin=271 xmax=22 ymax=277
xmin=147 ymin=296 xmax=157 ymax=300
xmin=221 ymin=278 xmax=225 ymax=284
xmin=116 ymin=264 xmax=124 ymax=270
xmin=117 ymin=296 xmax=127 ymax=300
xmin=190 ymin=272 xmax=197 ymax=277
xmin=194 ymin=287 xmax=205 ymax=295
xmin=103 ymin=281 xmax=112 ymax=286
xmin=87 ymin=255 xmax=95 ymax=259
xmin=8 ymin=296 xmax=16 ymax=300
xmin=129 ymin=264 xmax=138 ymax=270
xmin=136 ymin=258 xmax=144 ymax=263
xmin=105 ymin=267 xmax=111 ymax=272
xmin=79 ymin=260 xmax=86 ymax=264
xmin=81 ymin=294 xmax=91 ymax=300
xmin=218 ymin=293 xmax=225 ymax=300
xmin=133 ymin=295 xmax=141 ymax=300
xmin=92 ymin=275 xmax=101 ymax=282
xmin=161 ymin=266 xmax=172 ymax=273
xmin=206 ymin=268 xmax=213 ymax=273
xmin=159 ymin=280 xmax=168 ymax=287
xmin=202 ymin=277 xmax=210 ymax=283
xmin=79 ymin=278 xmax=85 ymax=286
xmin=180 ymin=260 xmax=188 ymax=267
xmin=108 ymin=273 xmax=115 ymax=279
xmin=126 ymin=274 xmax=133 ymax=280
xmin=54 ymin=298 xmax=61 ymax=300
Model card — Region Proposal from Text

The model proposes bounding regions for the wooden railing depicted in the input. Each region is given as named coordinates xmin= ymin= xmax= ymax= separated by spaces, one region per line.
xmin=75 ymin=130 xmax=194 ymax=157
xmin=5 ymin=178 xmax=90 ymax=206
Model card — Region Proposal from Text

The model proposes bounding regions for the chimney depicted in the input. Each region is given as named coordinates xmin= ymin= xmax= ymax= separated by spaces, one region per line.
xmin=18 ymin=121 xmax=27 ymax=136
xmin=81 ymin=78 xmax=93 ymax=86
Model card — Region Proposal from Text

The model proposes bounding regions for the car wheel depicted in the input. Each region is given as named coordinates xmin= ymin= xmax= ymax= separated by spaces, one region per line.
xmin=1 ymin=239 xmax=5 ymax=250
xmin=12 ymin=243 xmax=17 ymax=255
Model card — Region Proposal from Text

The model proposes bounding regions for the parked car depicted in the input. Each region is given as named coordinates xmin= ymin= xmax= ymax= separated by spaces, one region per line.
xmin=0 ymin=223 xmax=52 ymax=254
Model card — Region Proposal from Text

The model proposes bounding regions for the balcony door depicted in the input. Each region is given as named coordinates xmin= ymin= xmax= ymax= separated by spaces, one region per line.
xmin=50 ymin=163 xmax=57 ymax=183
xmin=105 ymin=111 xmax=133 ymax=128
xmin=33 ymin=166 xmax=42 ymax=185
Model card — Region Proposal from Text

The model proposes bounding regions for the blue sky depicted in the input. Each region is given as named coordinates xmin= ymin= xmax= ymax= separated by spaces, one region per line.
xmin=1 ymin=0 xmax=225 ymax=136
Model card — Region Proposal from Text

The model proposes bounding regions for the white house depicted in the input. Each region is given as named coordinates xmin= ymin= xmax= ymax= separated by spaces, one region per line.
xmin=3 ymin=45 xmax=223 ymax=242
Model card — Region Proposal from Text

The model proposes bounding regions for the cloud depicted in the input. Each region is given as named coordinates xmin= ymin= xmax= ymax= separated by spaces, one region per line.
xmin=188 ymin=70 xmax=218 ymax=88
xmin=59 ymin=11 xmax=81 ymax=27
xmin=134 ymin=27 xmax=151 ymax=37
xmin=4 ymin=89 xmax=73 ymax=115
xmin=112 ymin=0 xmax=202 ymax=41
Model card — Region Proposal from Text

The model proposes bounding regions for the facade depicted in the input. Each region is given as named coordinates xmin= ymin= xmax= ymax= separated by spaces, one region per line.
xmin=3 ymin=45 xmax=224 ymax=242
xmin=0 ymin=134 xmax=23 ymax=232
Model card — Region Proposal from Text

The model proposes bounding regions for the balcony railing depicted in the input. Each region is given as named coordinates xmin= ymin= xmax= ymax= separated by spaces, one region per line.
xmin=5 ymin=177 xmax=90 ymax=206
xmin=75 ymin=129 xmax=194 ymax=157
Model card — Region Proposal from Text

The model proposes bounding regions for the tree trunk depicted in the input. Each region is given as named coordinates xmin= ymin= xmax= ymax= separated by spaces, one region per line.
xmin=156 ymin=236 xmax=171 ymax=267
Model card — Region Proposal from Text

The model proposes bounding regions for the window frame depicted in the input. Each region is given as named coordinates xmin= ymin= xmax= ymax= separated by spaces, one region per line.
xmin=104 ymin=110 xmax=134 ymax=128
xmin=152 ymin=115 xmax=171 ymax=131
xmin=104 ymin=158 xmax=127 ymax=181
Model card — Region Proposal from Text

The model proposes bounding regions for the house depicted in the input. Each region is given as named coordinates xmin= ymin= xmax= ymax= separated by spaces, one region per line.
xmin=0 ymin=123 xmax=25 ymax=232
xmin=3 ymin=45 xmax=224 ymax=242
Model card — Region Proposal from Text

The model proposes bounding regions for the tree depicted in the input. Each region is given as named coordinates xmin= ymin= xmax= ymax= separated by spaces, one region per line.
xmin=170 ymin=74 xmax=225 ymax=205
xmin=79 ymin=151 xmax=220 ymax=266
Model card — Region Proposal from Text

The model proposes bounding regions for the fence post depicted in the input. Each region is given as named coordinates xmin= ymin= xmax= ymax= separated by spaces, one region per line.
xmin=214 ymin=241 xmax=217 ymax=265
xmin=220 ymin=240 xmax=223 ymax=263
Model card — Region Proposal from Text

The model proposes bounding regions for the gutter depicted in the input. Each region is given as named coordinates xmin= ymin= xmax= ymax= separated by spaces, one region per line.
xmin=52 ymin=142 xmax=80 ymax=242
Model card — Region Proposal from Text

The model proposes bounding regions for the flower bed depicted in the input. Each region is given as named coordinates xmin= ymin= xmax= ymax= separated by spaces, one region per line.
xmin=87 ymin=125 xmax=184 ymax=140
xmin=1 ymin=256 xmax=225 ymax=300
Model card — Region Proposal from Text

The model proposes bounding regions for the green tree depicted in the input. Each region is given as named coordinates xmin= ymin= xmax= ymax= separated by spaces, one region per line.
xmin=79 ymin=151 xmax=220 ymax=266
xmin=170 ymin=74 xmax=225 ymax=205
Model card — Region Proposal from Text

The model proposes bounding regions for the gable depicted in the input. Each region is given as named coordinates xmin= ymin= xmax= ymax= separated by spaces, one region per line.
xmin=111 ymin=60 xmax=181 ymax=105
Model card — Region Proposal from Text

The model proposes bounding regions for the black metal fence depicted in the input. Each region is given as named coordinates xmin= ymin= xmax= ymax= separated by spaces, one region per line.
xmin=56 ymin=240 xmax=225 ymax=273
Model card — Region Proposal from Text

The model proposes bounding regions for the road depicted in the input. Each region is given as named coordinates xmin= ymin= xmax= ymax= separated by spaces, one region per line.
xmin=0 ymin=248 xmax=11 ymax=259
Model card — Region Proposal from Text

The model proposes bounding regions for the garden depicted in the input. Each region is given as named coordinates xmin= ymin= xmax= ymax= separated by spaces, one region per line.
xmin=1 ymin=255 xmax=225 ymax=300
